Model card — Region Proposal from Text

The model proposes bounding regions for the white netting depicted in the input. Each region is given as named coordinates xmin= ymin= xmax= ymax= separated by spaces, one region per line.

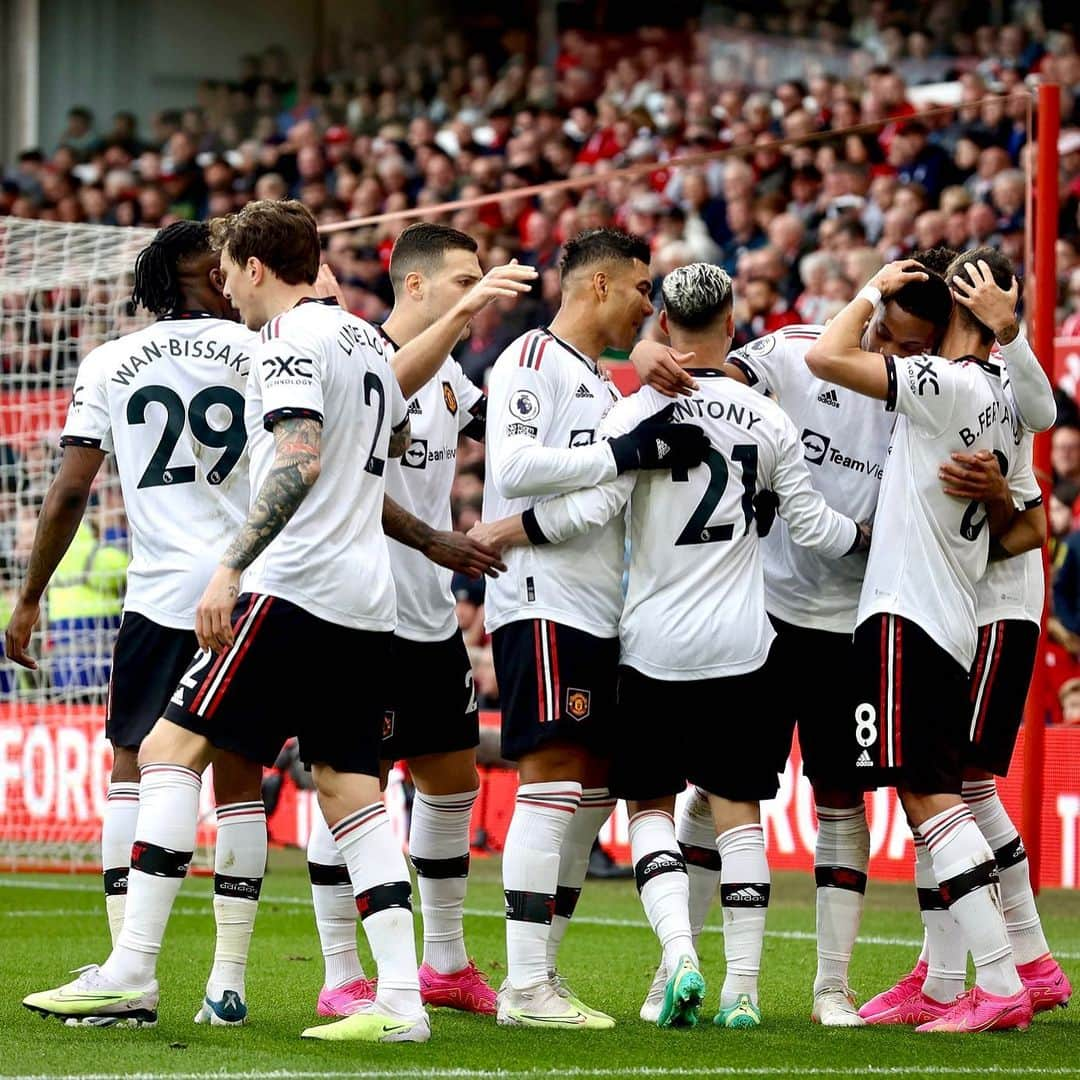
xmin=0 ymin=219 xmax=154 ymax=869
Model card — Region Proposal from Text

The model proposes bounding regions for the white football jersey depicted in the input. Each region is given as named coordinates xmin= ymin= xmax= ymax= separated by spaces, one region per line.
xmin=482 ymin=328 xmax=624 ymax=638
xmin=728 ymin=325 xmax=894 ymax=633
xmin=61 ymin=314 xmax=254 ymax=629
xmin=532 ymin=375 xmax=858 ymax=680
xmin=379 ymin=329 xmax=485 ymax=642
xmin=857 ymin=352 xmax=1017 ymax=669
xmin=975 ymin=416 xmax=1044 ymax=628
xmin=242 ymin=299 xmax=407 ymax=631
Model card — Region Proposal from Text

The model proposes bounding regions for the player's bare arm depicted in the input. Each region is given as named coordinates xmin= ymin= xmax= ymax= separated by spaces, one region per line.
xmin=392 ymin=261 xmax=537 ymax=398
xmin=4 ymin=445 xmax=106 ymax=669
xmin=383 ymin=495 xmax=506 ymax=578
xmin=197 ymin=416 xmax=322 ymax=652
xmin=805 ymin=260 xmax=928 ymax=398
xmin=939 ymin=449 xmax=1017 ymax=535
xmin=468 ymin=515 xmax=529 ymax=554
xmin=388 ymin=416 xmax=411 ymax=459
xmin=951 ymin=259 xmax=1055 ymax=432
xmin=629 ymin=339 xmax=699 ymax=397
xmin=991 ymin=505 xmax=1047 ymax=559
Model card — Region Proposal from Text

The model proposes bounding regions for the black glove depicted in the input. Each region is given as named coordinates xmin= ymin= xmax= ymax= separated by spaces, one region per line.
xmin=753 ymin=489 xmax=779 ymax=537
xmin=608 ymin=404 xmax=710 ymax=474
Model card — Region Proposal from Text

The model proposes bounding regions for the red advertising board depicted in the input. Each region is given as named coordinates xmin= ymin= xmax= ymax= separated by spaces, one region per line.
xmin=2 ymin=704 xmax=1078 ymax=888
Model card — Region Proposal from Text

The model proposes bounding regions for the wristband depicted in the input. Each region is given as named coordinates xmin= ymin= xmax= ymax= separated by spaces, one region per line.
xmin=856 ymin=285 xmax=882 ymax=308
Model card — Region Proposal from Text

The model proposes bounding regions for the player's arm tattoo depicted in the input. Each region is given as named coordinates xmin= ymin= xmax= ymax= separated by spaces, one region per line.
xmin=382 ymin=494 xmax=434 ymax=551
xmin=221 ymin=417 xmax=322 ymax=571
xmin=388 ymin=417 xmax=411 ymax=459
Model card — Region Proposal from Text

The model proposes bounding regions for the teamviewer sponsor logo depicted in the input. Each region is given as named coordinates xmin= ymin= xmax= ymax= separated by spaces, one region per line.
xmin=402 ymin=439 xmax=428 ymax=469
xmin=801 ymin=428 xmax=831 ymax=465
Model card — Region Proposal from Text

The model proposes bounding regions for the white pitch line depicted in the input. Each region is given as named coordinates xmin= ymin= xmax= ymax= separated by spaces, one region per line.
xmin=3 ymin=877 xmax=1079 ymax=959
xmin=5 ymin=1069 xmax=1080 ymax=1080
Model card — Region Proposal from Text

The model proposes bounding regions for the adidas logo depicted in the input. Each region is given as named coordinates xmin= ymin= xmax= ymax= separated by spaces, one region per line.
xmin=817 ymin=389 xmax=840 ymax=408
xmin=856 ymin=749 xmax=873 ymax=767
xmin=408 ymin=399 xmax=423 ymax=415
xmin=643 ymin=853 xmax=682 ymax=875
xmin=655 ymin=438 xmax=670 ymax=459
xmin=575 ymin=383 xmax=594 ymax=398
xmin=726 ymin=886 xmax=764 ymax=903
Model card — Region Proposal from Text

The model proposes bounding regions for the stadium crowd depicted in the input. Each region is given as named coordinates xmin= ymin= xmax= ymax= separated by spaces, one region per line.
xmin=5 ymin=8 xmax=1080 ymax=718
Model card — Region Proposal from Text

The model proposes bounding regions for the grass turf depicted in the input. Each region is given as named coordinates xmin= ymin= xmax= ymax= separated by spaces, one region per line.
xmin=1 ymin=850 xmax=1078 ymax=1079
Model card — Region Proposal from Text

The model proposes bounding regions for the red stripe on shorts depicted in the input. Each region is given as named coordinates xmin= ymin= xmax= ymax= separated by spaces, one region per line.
xmin=205 ymin=598 xmax=275 ymax=719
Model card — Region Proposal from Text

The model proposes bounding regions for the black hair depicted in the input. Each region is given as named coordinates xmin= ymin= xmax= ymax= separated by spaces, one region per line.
xmin=913 ymin=247 xmax=961 ymax=277
xmin=945 ymin=246 xmax=1016 ymax=345
xmin=559 ymin=228 xmax=651 ymax=282
xmin=890 ymin=270 xmax=953 ymax=329
xmin=389 ymin=222 xmax=479 ymax=290
xmin=131 ymin=220 xmax=213 ymax=316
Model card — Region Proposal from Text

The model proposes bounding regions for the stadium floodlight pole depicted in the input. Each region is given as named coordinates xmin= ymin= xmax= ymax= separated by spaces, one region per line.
xmin=1022 ymin=81 xmax=1060 ymax=896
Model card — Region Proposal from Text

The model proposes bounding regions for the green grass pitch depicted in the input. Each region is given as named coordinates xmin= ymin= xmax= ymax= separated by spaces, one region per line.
xmin=1 ymin=850 xmax=1077 ymax=1079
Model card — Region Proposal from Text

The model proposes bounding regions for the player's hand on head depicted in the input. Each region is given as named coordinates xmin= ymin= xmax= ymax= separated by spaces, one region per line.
xmin=870 ymin=259 xmax=928 ymax=298
xmin=4 ymin=599 xmax=40 ymax=670
xmin=950 ymin=260 xmax=1019 ymax=337
xmin=609 ymin=404 xmax=710 ymax=473
xmin=630 ymin=340 xmax=699 ymax=398
xmin=938 ymin=449 xmax=1008 ymax=502
xmin=314 ymin=263 xmax=347 ymax=307
xmin=196 ymin=566 xmax=242 ymax=653
xmin=457 ymin=260 xmax=538 ymax=317
xmin=424 ymin=528 xmax=507 ymax=578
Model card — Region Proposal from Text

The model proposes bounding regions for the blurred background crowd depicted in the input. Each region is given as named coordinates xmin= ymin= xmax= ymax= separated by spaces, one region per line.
xmin=4 ymin=3 xmax=1080 ymax=720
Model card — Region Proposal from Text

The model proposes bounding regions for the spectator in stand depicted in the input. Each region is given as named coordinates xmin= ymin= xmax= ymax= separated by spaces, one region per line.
xmin=1053 ymin=422 xmax=1080 ymax=487
xmin=733 ymin=275 xmax=800 ymax=347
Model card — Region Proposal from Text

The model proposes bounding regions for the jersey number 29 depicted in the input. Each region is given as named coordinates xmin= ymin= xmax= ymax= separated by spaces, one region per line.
xmin=127 ymin=385 xmax=246 ymax=489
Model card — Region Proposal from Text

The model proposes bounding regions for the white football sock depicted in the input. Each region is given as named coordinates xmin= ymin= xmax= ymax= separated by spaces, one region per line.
xmin=718 ymin=823 xmax=769 ymax=1008
xmin=101 ymin=781 xmax=140 ymax=946
xmin=307 ymin=809 xmax=364 ymax=989
xmin=546 ymin=787 xmax=615 ymax=973
xmin=630 ymin=810 xmax=695 ymax=974
xmin=409 ymin=788 xmax=478 ymax=975
xmin=676 ymin=786 xmax=721 ymax=946
xmin=913 ymin=832 xmax=966 ymax=1003
xmin=207 ymin=801 xmax=266 ymax=1001
xmin=963 ymin=779 xmax=1050 ymax=966
xmin=503 ymin=781 xmax=581 ymax=990
xmin=100 ymin=763 xmax=201 ymax=988
xmin=331 ymin=803 xmax=421 ymax=1017
xmin=813 ymin=804 xmax=869 ymax=995
xmin=918 ymin=804 xmax=1021 ymax=997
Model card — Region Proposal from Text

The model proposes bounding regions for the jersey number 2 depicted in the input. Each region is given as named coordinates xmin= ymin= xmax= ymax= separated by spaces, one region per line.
xmin=127 ymin=385 xmax=246 ymax=489
xmin=672 ymin=445 xmax=758 ymax=545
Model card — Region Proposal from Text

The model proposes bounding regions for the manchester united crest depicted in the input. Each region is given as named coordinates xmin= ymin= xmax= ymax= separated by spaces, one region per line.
xmin=442 ymin=381 xmax=458 ymax=415
xmin=566 ymin=688 xmax=590 ymax=721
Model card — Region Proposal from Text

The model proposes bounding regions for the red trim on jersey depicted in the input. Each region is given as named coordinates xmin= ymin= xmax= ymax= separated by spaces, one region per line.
xmin=189 ymin=595 xmax=257 ymax=712
xmin=892 ymin=617 xmax=903 ymax=767
xmin=534 ymin=621 xmax=547 ymax=723
xmin=205 ymin=598 xmax=275 ymax=719
xmin=519 ymin=331 xmax=540 ymax=368
xmin=970 ymin=624 xmax=992 ymax=702
xmin=973 ymin=622 xmax=1006 ymax=744
xmin=547 ymin=620 xmax=561 ymax=720
xmin=534 ymin=336 xmax=550 ymax=371
xmin=878 ymin=616 xmax=889 ymax=769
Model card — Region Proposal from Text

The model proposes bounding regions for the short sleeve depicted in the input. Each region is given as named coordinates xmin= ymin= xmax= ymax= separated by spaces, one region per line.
xmin=885 ymin=353 xmax=960 ymax=437
xmin=726 ymin=330 xmax=804 ymax=398
xmin=1008 ymin=438 xmax=1042 ymax=509
xmin=60 ymin=347 xmax=113 ymax=452
xmin=388 ymin=362 xmax=409 ymax=431
xmin=255 ymin=334 xmax=324 ymax=431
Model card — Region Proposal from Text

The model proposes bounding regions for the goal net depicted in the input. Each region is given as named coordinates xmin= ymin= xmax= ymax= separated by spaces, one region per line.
xmin=0 ymin=218 xmax=156 ymax=870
